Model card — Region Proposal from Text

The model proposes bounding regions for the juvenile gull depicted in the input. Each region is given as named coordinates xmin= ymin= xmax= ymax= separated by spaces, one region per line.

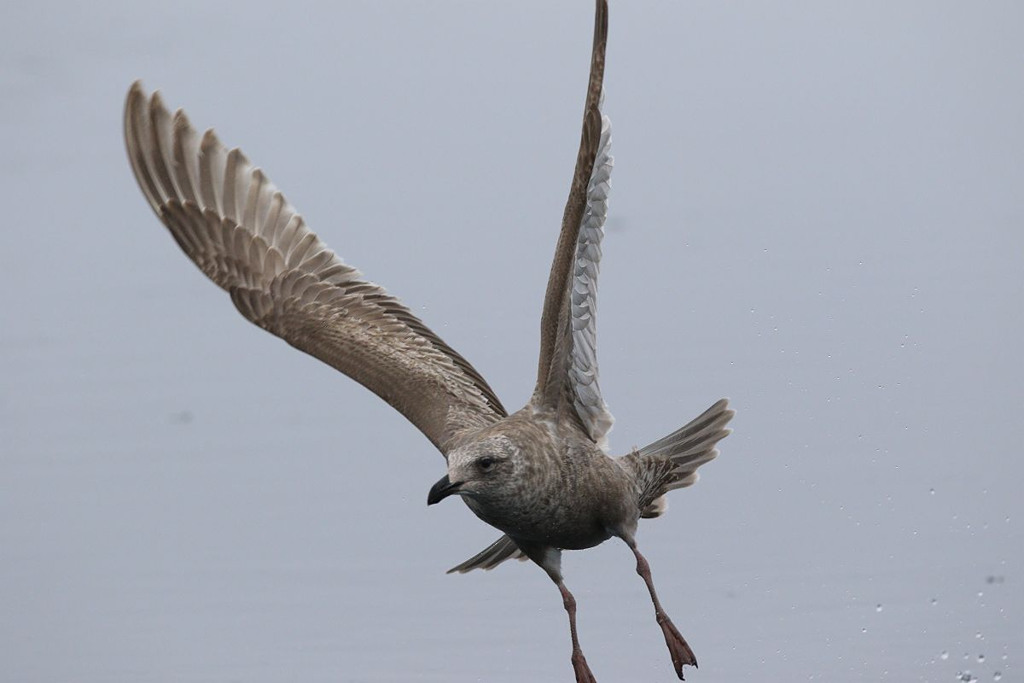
xmin=123 ymin=1 xmax=733 ymax=679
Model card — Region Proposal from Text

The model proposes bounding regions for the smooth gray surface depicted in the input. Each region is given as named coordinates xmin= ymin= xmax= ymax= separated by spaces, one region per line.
xmin=1 ymin=2 xmax=1021 ymax=681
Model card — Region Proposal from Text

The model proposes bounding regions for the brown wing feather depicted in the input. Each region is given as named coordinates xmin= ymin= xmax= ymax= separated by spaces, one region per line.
xmin=533 ymin=0 xmax=608 ymax=414
xmin=125 ymin=82 xmax=506 ymax=455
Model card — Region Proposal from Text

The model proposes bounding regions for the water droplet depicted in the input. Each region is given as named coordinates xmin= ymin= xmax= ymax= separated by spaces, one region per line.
xmin=930 ymin=598 xmax=938 ymax=606
xmin=976 ymin=632 xmax=983 ymax=640
xmin=875 ymin=604 xmax=883 ymax=613
xmin=993 ymin=672 xmax=1002 ymax=681
xmin=977 ymin=591 xmax=984 ymax=598
xmin=977 ymin=654 xmax=985 ymax=663
xmin=941 ymin=651 xmax=949 ymax=660
xmin=930 ymin=488 xmax=936 ymax=495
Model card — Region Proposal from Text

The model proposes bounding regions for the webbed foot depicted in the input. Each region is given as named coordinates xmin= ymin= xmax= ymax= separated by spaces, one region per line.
xmin=657 ymin=613 xmax=697 ymax=679
xmin=571 ymin=650 xmax=598 ymax=682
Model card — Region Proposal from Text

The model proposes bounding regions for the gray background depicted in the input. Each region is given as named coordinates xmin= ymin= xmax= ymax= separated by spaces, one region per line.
xmin=2 ymin=2 xmax=1021 ymax=681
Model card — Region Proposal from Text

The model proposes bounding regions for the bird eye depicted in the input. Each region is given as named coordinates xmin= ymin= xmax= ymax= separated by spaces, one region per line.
xmin=477 ymin=457 xmax=496 ymax=470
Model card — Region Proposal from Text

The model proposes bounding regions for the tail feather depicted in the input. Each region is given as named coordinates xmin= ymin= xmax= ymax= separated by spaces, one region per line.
xmin=446 ymin=534 xmax=527 ymax=574
xmin=638 ymin=398 xmax=733 ymax=463
xmin=633 ymin=398 xmax=734 ymax=518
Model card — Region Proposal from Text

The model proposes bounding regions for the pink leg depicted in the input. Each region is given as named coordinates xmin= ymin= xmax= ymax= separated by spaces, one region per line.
xmin=629 ymin=541 xmax=697 ymax=680
xmin=524 ymin=543 xmax=599 ymax=682
xmin=556 ymin=579 xmax=598 ymax=683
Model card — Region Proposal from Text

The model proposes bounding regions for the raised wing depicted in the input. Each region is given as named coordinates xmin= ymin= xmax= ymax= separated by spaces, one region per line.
xmin=124 ymin=81 xmax=506 ymax=455
xmin=533 ymin=0 xmax=614 ymax=450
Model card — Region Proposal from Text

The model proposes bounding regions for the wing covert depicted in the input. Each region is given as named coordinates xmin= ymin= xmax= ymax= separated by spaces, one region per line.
xmin=533 ymin=0 xmax=615 ymax=450
xmin=567 ymin=112 xmax=614 ymax=450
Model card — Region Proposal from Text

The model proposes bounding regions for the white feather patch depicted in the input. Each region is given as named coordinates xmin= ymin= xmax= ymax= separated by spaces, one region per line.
xmin=568 ymin=114 xmax=614 ymax=451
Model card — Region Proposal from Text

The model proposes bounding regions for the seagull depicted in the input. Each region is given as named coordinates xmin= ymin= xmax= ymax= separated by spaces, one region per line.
xmin=123 ymin=1 xmax=732 ymax=680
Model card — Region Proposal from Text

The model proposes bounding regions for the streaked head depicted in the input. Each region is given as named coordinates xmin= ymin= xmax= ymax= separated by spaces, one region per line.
xmin=427 ymin=436 xmax=520 ymax=506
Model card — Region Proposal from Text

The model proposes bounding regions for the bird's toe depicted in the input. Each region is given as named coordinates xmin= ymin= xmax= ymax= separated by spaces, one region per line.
xmin=571 ymin=650 xmax=598 ymax=683
xmin=657 ymin=615 xmax=697 ymax=679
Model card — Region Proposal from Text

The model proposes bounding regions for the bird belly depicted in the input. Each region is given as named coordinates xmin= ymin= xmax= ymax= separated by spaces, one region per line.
xmin=465 ymin=495 xmax=614 ymax=550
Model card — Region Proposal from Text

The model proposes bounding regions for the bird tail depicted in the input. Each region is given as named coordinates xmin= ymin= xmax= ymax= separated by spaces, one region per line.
xmin=633 ymin=398 xmax=734 ymax=518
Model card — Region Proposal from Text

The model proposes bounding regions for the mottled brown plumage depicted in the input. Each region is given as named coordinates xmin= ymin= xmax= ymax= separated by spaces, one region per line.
xmin=124 ymin=1 xmax=733 ymax=680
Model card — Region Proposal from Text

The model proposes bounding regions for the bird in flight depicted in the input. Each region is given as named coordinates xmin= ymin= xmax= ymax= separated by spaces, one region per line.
xmin=124 ymin=1 xmax=732 ymax=680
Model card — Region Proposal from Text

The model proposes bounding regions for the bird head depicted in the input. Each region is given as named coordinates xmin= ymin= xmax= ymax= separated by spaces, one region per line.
xmin=427 ymin=436 xmax=519 ymax=506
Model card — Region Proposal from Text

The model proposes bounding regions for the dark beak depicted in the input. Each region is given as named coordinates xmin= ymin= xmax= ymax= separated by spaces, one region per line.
xmin=427 ymin=474 xmax=464 ymax=506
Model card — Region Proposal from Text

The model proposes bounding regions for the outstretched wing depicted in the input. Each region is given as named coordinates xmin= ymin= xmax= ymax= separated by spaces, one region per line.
xmin=532 ymin=0 xmax=614 ymax=450
xmin=124 ymin=81 xmax=506 ymax=455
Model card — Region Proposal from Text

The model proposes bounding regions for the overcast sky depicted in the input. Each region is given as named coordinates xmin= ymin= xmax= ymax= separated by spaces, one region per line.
xmin=2 ymin=2 xmax=1021 ymax=681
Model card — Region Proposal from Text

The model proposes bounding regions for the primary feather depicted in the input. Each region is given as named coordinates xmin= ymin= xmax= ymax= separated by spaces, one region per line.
xmin=124 ymin=82 xmax=506 ymax=455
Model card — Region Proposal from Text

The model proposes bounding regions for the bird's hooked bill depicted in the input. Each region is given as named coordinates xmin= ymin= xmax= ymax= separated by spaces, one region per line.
xmin=427 ymin=474 xmax=464 ymax=505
